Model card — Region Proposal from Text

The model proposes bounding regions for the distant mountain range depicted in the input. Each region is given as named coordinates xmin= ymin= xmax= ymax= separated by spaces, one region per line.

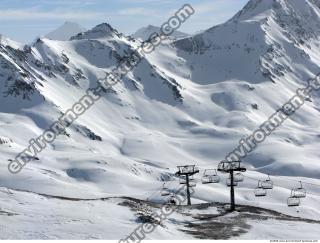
xmin=45 ymin=21 xmax=87 ymax=41
xmin=132 ymin=24 xmax=189 ymax=40
xmin=44 ymin=22 xmax=189 ymax=42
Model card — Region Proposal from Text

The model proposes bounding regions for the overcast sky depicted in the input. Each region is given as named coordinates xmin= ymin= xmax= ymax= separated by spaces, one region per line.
xmin=0 ymin=0 xmax=248 ymax=43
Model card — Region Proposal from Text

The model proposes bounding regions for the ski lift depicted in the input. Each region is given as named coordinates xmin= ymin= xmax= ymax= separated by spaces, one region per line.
xmin=254 ymin=180 xmax=267 ymax=197
xmin=201 ymin=169 xmax=220 ymax=184
xmin=234 ymin=172 xmax=244 ymax=183
xmin=287 ymin=190 xmax=300 ymax=207
xmin=292 ymin=181 xmax=306 ymax=198
xmin=160 ymin=183 xmax=170 ymax=196
xmin=226 ymin=178 xmax=238 ymax=187
xmin=261 ymin=174 xmax=273 ymax=189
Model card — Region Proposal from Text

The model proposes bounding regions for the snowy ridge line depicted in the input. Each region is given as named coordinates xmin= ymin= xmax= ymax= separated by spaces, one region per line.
xmin=1 ymin=185 xmax=173 ymax=203
xmin=0 ymin=187 xmax=115 ymax=201
xmin=1 ymin=179 xmax=180 ymax=202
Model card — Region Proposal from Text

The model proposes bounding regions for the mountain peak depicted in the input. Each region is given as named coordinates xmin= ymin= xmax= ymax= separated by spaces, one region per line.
xmin=45 ymin=22 xmax=86 ymax=41
xmin=231 ymin=0 xmax=320 ymax=23
xmin=92 ymin=23 xmax=115 ymax=32
xmin=70 ymin=22 xmax=120 ymax=40
xmin=226 ymin=0 xmax=320 ymax=43
xmin=232 ymin=0 xmax=273 ymax=20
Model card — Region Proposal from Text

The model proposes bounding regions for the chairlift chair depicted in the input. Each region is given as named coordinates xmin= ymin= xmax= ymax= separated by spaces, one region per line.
xmin=201 ymin=176 xmax=211 ymax=184
xmin=292 ymin=181 xmax=307 ymax=198
xmin=160 ymin=183 xmax=170 ymax=196
xmin=287 ymin=190 xmax=300 ymax=207
xmin=254 ymin=180 xmax=267 ymax=197
xmin=234 ymin=172 xmax=244 ymax=183
xmin=201 ymin=175 xmax=220 ymax=184
xmin=201 ymin=169 xmax=220 ymax=184
xmin=226 ymin=178 xmax=238 ymax=187
xmin=261 ymin=174 xmax=273 ymax=189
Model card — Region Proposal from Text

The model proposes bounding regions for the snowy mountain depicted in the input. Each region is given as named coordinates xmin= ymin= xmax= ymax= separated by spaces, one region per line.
xmin=0 ymin=34 xmax=23 ymax=49
xmin=1 ymin=0 xmax=320 ymax=239
xmin=45 ymin=21 xmax=87 ymax=41
xmin=133 ymin=24 xmax=189 ymax=41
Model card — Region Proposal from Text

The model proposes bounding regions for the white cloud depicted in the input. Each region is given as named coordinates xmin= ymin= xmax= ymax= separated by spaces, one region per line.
xmin=0 ymin=8 xmax=104 ymax=20
xmin=0 ymin=6 xmax=163 ymax=21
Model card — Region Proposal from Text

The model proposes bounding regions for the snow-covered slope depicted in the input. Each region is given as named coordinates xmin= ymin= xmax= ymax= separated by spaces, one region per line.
xmin=133 ymin=24 xmax=189 ymax=41
xmin=45 ymin=21 xmax=86 ymax=41
xmin=1 ymin=0 xmax=320 ymax=239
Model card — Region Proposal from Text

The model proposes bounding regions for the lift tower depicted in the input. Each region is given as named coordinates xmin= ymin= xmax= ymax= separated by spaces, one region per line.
xmin=218 ymin=161 xmax=246 ymax=211
xmin=175 ymin=165 xmax=199 ymax=205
